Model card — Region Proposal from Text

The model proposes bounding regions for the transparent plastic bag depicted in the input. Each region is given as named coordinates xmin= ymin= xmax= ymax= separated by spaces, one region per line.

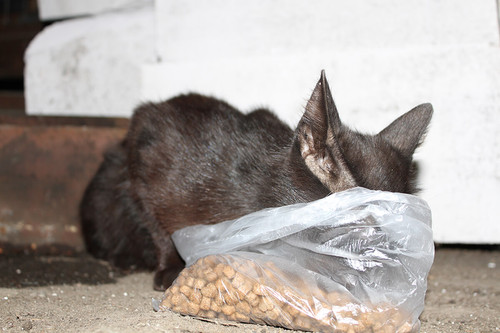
xmin=156 ymin=187 xmax=434 ymax=333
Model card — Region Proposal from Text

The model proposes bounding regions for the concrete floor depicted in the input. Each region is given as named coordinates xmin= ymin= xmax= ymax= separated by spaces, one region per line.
xmin=0 ymin=247 xmax=498 ymax=333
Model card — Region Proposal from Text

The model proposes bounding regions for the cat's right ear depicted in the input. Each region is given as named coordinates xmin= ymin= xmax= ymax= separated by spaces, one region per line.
xmin=295 ymin=71 xmax=355 ymax=191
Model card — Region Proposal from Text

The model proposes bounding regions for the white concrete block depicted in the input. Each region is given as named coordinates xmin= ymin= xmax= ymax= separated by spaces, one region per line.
xmin=156 ymin=0 xmax=499 ymax=62
xmin=37 ymin=0 xmax=152 ymax=21
xmin=142 ymin=45 xmax=500 ymax=243
xmin=25 ymin=7 xmax=155 ymax=117
xmin=24 ymin=0 xmax=500 ymax=243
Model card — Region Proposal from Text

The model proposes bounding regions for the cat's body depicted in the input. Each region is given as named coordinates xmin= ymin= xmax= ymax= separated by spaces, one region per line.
xmin=80 ymin=71 xmax=432 ymax=290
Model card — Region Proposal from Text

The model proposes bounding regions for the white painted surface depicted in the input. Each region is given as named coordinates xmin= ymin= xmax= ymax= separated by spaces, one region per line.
xmin=156 ymin=0 xmax=499 ymax=62
xmin=25 ymin=7 xmax=155 ymax=117
xmin=37 ymin=0 xmax=152 ymax=20
xmin=25 ymin=0 xmax=500 ymax=243
xmin=141 ymin=45 xmax=500 ymax=244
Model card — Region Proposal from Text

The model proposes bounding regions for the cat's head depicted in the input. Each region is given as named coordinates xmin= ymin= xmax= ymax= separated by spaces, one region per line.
xmin=294 ymin=71 xmax=432 ymax=194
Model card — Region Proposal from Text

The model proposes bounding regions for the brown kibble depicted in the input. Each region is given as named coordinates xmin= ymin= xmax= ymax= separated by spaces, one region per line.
xmin=177 ymin=301 xmax=189 ymax=314
xmin=178 ymin=268 xmax=188 ymax=278
xmin=213 ymin=294 xmax=225 ymax=307
xmin=235 ymin=300 xmax=251 ymax=315
xmin=160 ymin=297 xmax=172 ymax=309
xmin=354 ymin=322 xmax=369 ymax=333
xmin=221 ymin=304 xmax=235 ymax=316
xmin=187 ymin=301 xmax=200 ymax=316
xmin=370 ymin=314 xmax=385 ymax=331
xmin=253 ymin=283 xmax=268 ymax=296
xmin=179 ymin=285 xmax=192 ymax=297
xmin=194 ymin=278 xmax=206 ymax=289
xmin=170 ymin=285 xmax=179 ymax=295
xmin=245 ymin=291 xmax=260 ymax=307
xmin=266 ymin=307 xmax=281 ymax=321
xmin=185 ymin=276 xmax=195 ymax=288
xmin=250 ymin=308 xmax=267 ymax=321
xmin=283 ymin=304 xmax=300 ymax=317
xmin=170 ymin=293 xmax=184 ymax=306
xmin=201 ymin=256 xmax=217 ymax=267
xmin=258 ymin=296 xmax=274 ymax=312
xmin=163 ymin=289 xmax=173 ymax=298
xmin=294 ymin=315 xmax=311 ymax=331
xmin=231 ymin=272 xmax=245 ymax=288
xmin=237 ymin=280 xmax=253 ymax=296
xmin=200 ymin=297 xmax=211 ymax=311
xmin=189 ymin=289 xmax=202 ymax=304
xmin=199 ymin=267 xmax=211 ymax=277
xmin=216 ymin=278 xmax=239 ymax=304
xmin=236 ymin=280 xmax=253 ymax=299
xmin=223 ymin=265 xmax=236 ymax=279
xmin=205 ymin=270 xmax=218 ymax=282
xmin=176 ymin=275 xmax=186 ymax=286
xmin=232 ymin=260 xmax=243 ymax=270
xmin=215 ymin=277 xmax=229 ymax=291
xmin=204 ymin=310 xmax=217 ymax=319
xmin=235 ymin=312 xmax=250 ymax=323
xmin=221 ymin=291 xmax=239 ymax=306
xmin=214 ymin=263 xmax=225 ymax=276
xmin=210 ymin=299 xmax=221 ymax=312
xmin=234 ymin=288 xmax=246 ymax=300
xmin=201 ymin=283 xmax=217 ymax=298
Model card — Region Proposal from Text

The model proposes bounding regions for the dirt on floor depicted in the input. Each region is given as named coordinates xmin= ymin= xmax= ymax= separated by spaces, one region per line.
xmin=0 ymin=247 xmax=498 ymax=333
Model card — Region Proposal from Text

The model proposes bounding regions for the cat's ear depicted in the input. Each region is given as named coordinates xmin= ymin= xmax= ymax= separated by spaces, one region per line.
xmin=378 ymin=103 xmax=433 ymax=157
xmin=296 ymin=71 xmax=356 ymax=191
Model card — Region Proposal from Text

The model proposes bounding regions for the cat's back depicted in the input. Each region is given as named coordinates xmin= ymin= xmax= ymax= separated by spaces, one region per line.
xmin=126 ymin=93 xmax=295 ymax=228
xmin=127 ymin=93 xmax=292 ymax=159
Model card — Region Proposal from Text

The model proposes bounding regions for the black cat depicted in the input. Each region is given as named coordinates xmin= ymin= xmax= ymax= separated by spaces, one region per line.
xmin=80 ymin=71 xmax=432 ymax=290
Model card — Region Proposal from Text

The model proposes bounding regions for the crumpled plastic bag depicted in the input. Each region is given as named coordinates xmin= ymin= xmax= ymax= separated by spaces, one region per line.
xmin=155 ymin=187 xmax=434 ymax=333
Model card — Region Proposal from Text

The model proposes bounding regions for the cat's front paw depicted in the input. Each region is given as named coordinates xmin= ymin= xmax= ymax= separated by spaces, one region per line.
xmin=153 ymin=267 xmax=183 ymax=291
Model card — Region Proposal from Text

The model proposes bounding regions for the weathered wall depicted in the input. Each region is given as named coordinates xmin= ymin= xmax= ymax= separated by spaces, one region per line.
xmin=22 ymin=0 xmax=500 ymax=243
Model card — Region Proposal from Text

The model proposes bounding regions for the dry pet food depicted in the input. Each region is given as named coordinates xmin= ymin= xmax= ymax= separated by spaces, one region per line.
xmin=159 ymin=254 xmax=415 ymax=332
xmin=156 ymin=188 xmax=434 ymax=332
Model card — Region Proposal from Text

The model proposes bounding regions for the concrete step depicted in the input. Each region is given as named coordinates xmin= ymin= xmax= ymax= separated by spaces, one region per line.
xmin=0 ymin=116 xmax=127 ymax=254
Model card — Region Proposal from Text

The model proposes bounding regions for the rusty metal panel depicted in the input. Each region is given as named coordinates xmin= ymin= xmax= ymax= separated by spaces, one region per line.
xmin=0 ymin=118 xmax=127 ymax=255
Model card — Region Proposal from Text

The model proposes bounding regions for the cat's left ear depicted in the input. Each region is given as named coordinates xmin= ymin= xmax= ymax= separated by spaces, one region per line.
xmin=378 ymin=103 xmax=433 ymax=157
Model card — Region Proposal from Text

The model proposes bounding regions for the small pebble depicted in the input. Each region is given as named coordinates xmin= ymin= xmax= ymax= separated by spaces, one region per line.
xmin=21 ymin=320 xmax=33 ymax=331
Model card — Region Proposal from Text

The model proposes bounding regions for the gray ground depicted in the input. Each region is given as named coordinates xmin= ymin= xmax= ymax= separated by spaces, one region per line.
xmin=1 ymin=247 xmax=498 ymax=333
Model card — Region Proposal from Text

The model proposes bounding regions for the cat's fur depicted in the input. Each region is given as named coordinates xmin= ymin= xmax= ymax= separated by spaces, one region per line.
xmin=80 ymin=71 xmax=432 ymax=290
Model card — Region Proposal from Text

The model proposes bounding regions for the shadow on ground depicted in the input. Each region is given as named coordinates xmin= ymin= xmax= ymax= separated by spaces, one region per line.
xmin=0 ymin=254 xmax=129 ymax=288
